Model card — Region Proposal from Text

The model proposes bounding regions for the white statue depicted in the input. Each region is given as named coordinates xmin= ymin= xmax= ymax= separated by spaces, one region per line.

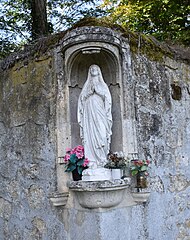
xmin=78 ymin=65 xmax=113 ymax=181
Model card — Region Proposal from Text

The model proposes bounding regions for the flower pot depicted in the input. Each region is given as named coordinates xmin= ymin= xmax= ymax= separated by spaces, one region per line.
xmin=72 ymin=169 xmax=82 ymax=181
xmin=136 ymin=172 xmax=147 ymax=190
xmin=111 ymin=169 xmax=122 ymax=180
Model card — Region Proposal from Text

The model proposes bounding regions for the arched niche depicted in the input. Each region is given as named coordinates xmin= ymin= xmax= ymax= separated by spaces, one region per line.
xmin=65 ymin=43 xmax=123 ymax=153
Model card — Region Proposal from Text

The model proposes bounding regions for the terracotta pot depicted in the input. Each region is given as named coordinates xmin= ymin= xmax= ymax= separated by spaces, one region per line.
xmin=72 ymin=169 xmax=82 ymax=181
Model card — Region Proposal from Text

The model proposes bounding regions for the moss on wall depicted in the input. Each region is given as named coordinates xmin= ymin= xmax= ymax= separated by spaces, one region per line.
xmin=1 ymin=17 xmax=190 ymax=72
xmin=1 ymin=54 xmax=54 ymax=129
xmin=9 ymin=56 xmax=52 ymax=86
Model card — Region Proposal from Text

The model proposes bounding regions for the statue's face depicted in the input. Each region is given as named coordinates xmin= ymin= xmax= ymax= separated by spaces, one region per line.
xmin=90 ymin=65 xmax=99 ymax=77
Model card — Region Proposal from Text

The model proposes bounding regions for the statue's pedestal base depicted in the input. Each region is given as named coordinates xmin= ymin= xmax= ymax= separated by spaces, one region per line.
xmin=82 ymin=168 xmax=111 ymax=181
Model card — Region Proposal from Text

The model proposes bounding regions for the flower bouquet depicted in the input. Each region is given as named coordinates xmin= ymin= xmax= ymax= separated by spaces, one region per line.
xmin=104 ymin=151 xmax=128 ymax=169
xmin=130 ymin=159 xmax=150 ymax=190
xmin=64 ymin=145 xmax=89 ymax=180
xmin=130 ymin=159 xmax=150 ymax=176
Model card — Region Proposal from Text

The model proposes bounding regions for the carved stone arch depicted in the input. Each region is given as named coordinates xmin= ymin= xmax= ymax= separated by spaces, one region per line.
xmin=67 ymin=48 xmax=119 ymax=87
xmin=65 ymin=42 xmax=123 ymax=152
xmin=56 ymin=28 xmax=138 ymax=193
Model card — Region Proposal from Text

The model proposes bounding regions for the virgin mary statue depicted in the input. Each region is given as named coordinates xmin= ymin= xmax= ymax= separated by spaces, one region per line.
xmin=78 ymin=65 xmax=112 ymax=180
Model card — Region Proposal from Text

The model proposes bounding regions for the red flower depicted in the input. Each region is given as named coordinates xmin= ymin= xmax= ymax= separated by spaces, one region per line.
xmin=146 ymin=160 xmax=150 ymax=165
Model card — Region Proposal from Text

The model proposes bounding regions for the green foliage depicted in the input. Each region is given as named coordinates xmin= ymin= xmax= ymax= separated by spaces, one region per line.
xmin=47 ymin=0 xmax=105 ymax=31
xmin=65 ymin=154 xmax=86 ymax=174
xmin=65 ymin=156 xmax=84 ymax=174
xmin=130 ymin=160 xmax=150 ymax=176
xmin=64 ymin=146 xmax=89 ymax=175
xmin=1 ymin=0 xmax=189 ymax=59
xmin=0 ymin=0 xmax=31 ymax=58
xmin=102 ymin=0 xmax=190 ymax=45
xmin=0 ymin=0 xmax=105 ymax=58
xmin=0 ymin=39 xmax=20 ymax=59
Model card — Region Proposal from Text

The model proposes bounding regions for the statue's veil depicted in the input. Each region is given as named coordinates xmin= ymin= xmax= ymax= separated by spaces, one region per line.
xmin=78 ymin=65 xmax=112 ymax=150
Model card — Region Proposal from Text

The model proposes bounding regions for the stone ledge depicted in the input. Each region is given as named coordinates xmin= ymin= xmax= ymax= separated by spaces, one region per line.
xmin=68 ymin=178 xmax=130 ymax=190
xmin=49 ymin=192 xmax=69 ymax=207
xmin=131 ymin=192 xmax=150 ymax=204
xmin=68 ymin=179 xmax=130 ymax=209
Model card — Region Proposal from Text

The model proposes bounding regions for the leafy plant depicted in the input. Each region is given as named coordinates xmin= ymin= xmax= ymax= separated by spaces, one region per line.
xmin=104 ymin=151 xmax=128 ymax=169
xmin=0 ymin=0 xmax=105 ymax=58
xmin=130 ymin=159 xmax=150 ymax=176
xmin=64 ymin=145 xmax=89 ymax=175
xmin=102 ymin=0 xmax=190 ymax=45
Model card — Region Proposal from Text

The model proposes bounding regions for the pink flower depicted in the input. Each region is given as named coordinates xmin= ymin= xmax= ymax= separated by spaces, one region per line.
xmin=76 ymin=151 xmax=84 ymax=159
xmin=82 ymin=158 xmax=89 ymax=167
xmin=76 ymin=145 xmax=84 ymax=151
xmin=66 ymin=147 xmax=71 ymax=153
xmin=64 ymin=154 xmax=70 ymax=162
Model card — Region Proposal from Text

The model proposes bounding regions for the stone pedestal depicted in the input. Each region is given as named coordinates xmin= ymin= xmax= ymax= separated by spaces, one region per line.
xmin=82 ymin=168 xmax=112 ymax=181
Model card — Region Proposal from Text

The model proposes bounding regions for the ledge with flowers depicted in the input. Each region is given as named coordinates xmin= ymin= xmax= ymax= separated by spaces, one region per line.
xmin=130 ymin=159 xmax=151 ymax=203
xmin=51 ymin=145 xmax=151 ymax=208
xmin=59 ymin=145 xmax=133 ymax=210
xmin=103 ymin=152 xmax=151 ymax=203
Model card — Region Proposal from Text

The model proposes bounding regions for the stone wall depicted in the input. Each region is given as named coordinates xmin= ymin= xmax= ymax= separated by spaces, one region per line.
xmin=0 ymin=55 xmax=67 ymax=239
xmin=133 ymin=54 xmax=190 ymax=240
xmin=0 ymin=26 xmax=190 ymax=239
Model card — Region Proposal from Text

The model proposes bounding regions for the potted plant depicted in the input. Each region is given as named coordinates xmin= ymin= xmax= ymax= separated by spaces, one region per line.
xmin=130 ymin=159 xmax=150 ymax=191
xmin=104 ymin=152 xmax=128 ymax=179
xmin=63 ymin=145 xmax=89 ymax=181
